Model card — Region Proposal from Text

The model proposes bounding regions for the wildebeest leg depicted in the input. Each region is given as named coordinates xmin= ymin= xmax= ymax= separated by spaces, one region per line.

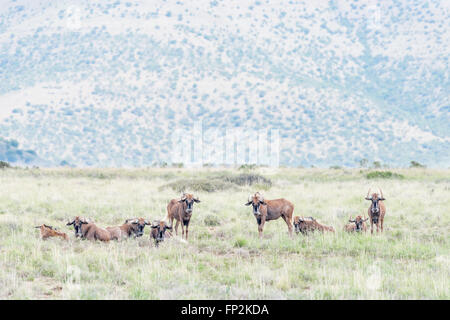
xmin=281 ymin=215 xmax=293 ymax=237
xmin=258 ymin=217 xmax=265 ymax=238
xmin=175 ymin=220 xmax=180 ymax=236
xmin=184 ymin=220 xmax=190 ymax=240
xmin=380 ymin=217 xmax=384 ymax=233
xmin=370 ymin=220 xmax=374 ymax=235
xmin=181 ymin=222 xmax=185 ymax=239
xmin=168 ymin=216 xmax=174 ymax=229
xmin=376 ymin=222 xmax=380 ymax=234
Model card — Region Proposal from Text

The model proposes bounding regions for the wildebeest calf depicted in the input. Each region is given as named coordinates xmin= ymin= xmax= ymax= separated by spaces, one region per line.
xmin=293 ymin=216 xmax=335 ymax=235
xmin=35 ymin=224 xmax=69 ymax=240
xmin=66 ymin=216 xmax=111 ymax=241
xmin=106 ymin=218 xmax=150 ymax=240
xmin=150 ymin=220 xmax=172 ymax=247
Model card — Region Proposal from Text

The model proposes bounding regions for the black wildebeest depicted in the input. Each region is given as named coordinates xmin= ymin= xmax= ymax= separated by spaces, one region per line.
xmin=245 ymin=192 xmax=294 ymax=237
xmin=365 ymin=188 xmax=386 ymax=234
xmin=66 ymin=216 xmax=111 ymax=241
xmin=293 ymin=216 xmax=335 ymax=235
xmin=106 ymin=218 xmax=150 ymax=240
xmin=35 ymin=224 xmax=69 ymax=240
xmin=166 ymin=193 xmax=200 ymax=240
xmin=150 ymin=220 xmax=172 ymax=246
xmin=344 ymin=215 xmax=368 ymax=233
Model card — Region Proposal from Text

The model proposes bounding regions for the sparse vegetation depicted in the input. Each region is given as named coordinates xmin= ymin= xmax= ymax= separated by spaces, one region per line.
xmin=0 ymin=167 xmax=448 ymax=299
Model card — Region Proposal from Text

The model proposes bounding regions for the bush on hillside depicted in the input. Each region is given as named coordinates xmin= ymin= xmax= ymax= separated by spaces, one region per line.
xmin=410 ymin=161 xmax=426 ymax=168
xmin=0 ymin=161 xmax=11 ymax=169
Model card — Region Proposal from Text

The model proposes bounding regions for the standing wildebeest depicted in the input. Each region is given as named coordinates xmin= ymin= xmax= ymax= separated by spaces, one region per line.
xmin=166 ymin=193 xmax=200 ymax=240
xmin=365 ymin=188 xmax=386 ymax=234
xmin=344 ymin=215 xmax=368 ymax=233
xmin=35 ymin=224 xmax=69 ymax=240
xmin=245 ymin=192 xmax=294 ymax=237
xmin=66 ymin=216 xmax=111 ymax=241
xmin=150 ymin=220 xmax=172 ymax=247
xmin=106 ymin=218 xmax=150 ymax=240
xmin=293 ymin=216 xmax=335 ymax=235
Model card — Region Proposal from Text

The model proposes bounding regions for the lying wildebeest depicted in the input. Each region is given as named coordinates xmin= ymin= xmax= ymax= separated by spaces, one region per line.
xmin=293 ymin=216 xmax=335 ymax=235
xmin=166 ymin=193 xmax=200 ymax=240
xmin=245 ymin=192 xmax=294 ymax=237
xmin=344 ymin=215 xmax=368 ymax=233
xmin=106 ymin=218 xmax=150 ymax=240
xmin=66 ymin=216 xmax=111 ymax=241
xmin=35 ymin=224 xmax=69 ymax=240
xmin=150 ymin=220 xmax=172 ymax=247
xmin=365 ymin=188 xmax=386 ymax=234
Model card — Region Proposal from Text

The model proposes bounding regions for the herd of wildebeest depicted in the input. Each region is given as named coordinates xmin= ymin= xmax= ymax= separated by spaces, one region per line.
xmin=35 ymin=188 xmax=387 ymax=246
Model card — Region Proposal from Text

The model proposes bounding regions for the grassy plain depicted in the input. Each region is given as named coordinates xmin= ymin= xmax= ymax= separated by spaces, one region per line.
xmin=0 ymin=167 xmax=448 ymax=299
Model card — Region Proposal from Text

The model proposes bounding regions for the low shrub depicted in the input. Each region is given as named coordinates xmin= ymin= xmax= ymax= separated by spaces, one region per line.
xmin=220 ymin=173 xmax=272 ymax=187
xmin=203 ymin=214 xmax=221 ymax=226
xmin=159 ymin=178 xmax=235 ymax=193
xmin=366 ymin=171 xmax=405 ymax=179
xmin=160 ymin=173 xmax=272 ymax=192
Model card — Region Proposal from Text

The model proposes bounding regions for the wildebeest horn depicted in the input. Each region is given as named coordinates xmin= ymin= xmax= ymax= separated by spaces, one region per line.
xmin=35 ymin=225 xmax=42 ymax=228
xmin=181 ymin=193 xmax=187 ymax=200
xmin=144 ymin=219 xmax=150 ymax=225
xmin=365 ymin=188 xmax=371 ymax=200
xmin=66 ymin=218 xmax=75 ymax=225
xmin=257 ymin=193 xmax=264 ymax=202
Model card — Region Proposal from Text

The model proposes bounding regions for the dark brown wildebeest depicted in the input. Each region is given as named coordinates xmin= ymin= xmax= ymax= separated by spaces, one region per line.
xmin=245 ymin=192 xmax=294 ymax=237
xmin=166 ymin=193 xmax=200 ymax=240
xmin=150 ymin=220 xmax=172 ymax=247
xmin=365 ymin=188 xmax=386 ymax=234
xmin=106 ymin=218 xmax=150 ymax=240
xmin=293 ymin=216 xmax=335 ymax=235
xmin=35 ymin=224 xmax=69 ymax=240
xmin=66 ymin=216 xmax=111 ymax=242
xmin=344 ymin=215 xmax=368 ymax=233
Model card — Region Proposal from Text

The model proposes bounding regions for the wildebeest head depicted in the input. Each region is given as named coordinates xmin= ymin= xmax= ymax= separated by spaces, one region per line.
xmin=365 ymin=188 xmax=385 ymax=223
xmin=348 ymin=215 xmax=368 ymax=232
xmin=178 ymin=193 xmax=200 ymax=214
xmin=66 ymin=216 xmax=89 ymax=237
xmin=125 ymin=217 xmax=150 ymax=237
xmin=151 ymin=220 xmax=172 ymax=244
xmin=244 ymin=192 xmax=266 ymax=216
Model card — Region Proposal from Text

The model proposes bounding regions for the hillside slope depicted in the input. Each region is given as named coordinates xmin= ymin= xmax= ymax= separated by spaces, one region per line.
xmin=0 ymin=0 xmax=448 ymax=167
